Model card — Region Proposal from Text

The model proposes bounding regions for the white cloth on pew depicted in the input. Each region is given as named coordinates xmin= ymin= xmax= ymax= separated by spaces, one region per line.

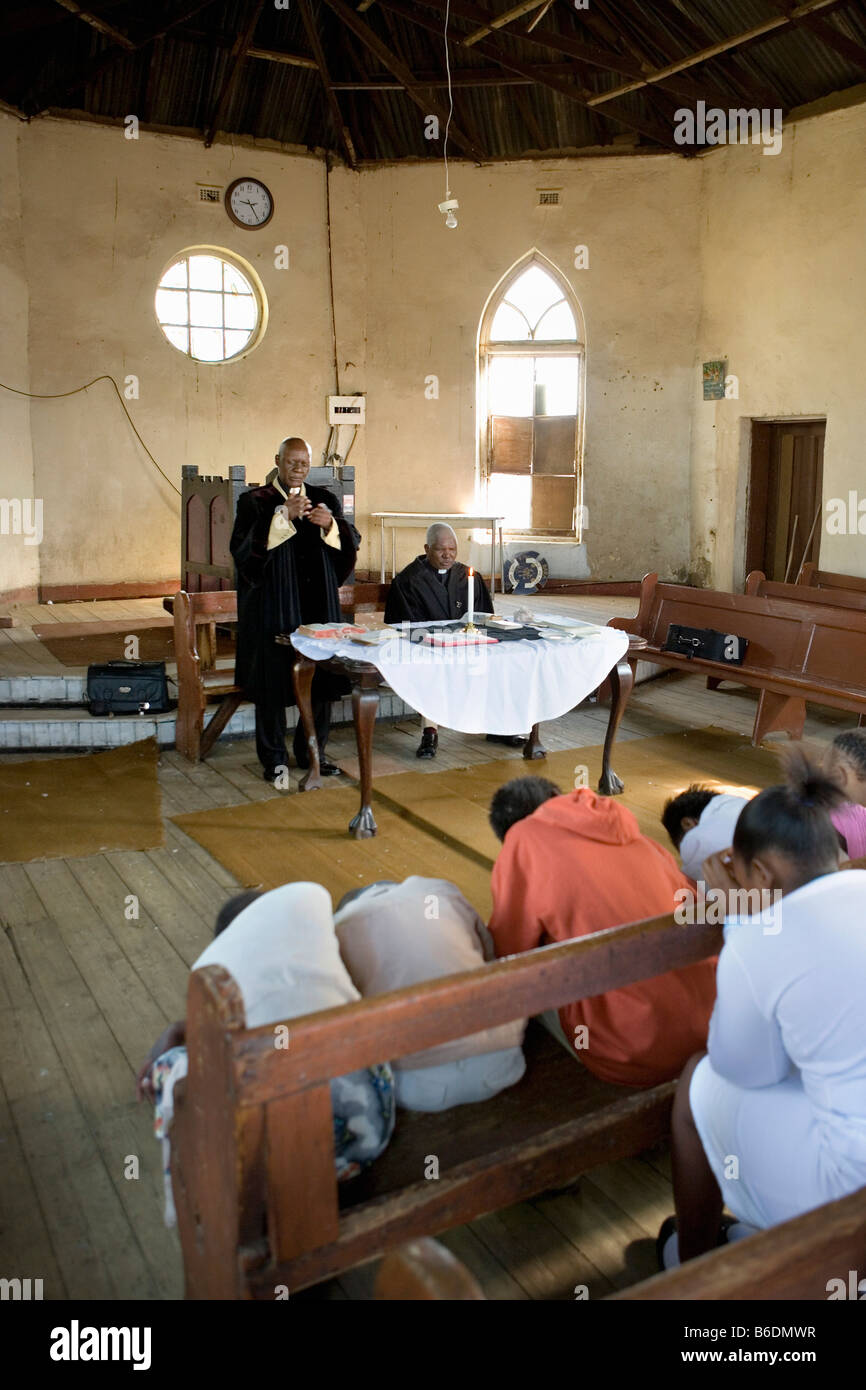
xmin=334 ymin=877 xmax=526 ymax=1110
xmin=291 ymin=621 xmax=629 ymax=735
xmin=679 ymin=794 xmax=749 ymax=880
xmin=192 ymin=881 xmax=395 ymax=1179
xmin=690 ymin=870 xmax=866 ymax=1230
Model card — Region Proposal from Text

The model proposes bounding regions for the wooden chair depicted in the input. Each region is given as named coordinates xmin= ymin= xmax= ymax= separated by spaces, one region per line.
xmin=610 ymin=573 xmax=866 ymax=745
xmin=173 ymin=589 xmax=243 ymax=762
xmin=170 ymin=910 xmax=721 ymax=1299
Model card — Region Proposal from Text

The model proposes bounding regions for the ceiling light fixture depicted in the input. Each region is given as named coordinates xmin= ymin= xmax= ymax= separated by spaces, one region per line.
xmin=438 ymin=0 xmax=459 ymax=230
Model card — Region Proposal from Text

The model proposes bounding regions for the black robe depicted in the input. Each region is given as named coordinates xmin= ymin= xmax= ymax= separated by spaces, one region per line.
xmin=230 ymin=483 xmax=360 ymax=706
xmin=384 ymin=556 xmax=493 ymax=625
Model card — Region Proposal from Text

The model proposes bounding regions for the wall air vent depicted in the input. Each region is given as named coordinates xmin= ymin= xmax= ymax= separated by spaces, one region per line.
xmin=537 ymin=190 xmax=561 ymax=206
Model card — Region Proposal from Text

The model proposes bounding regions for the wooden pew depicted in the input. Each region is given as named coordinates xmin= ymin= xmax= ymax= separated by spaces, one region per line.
xmin=171 ymin=911 xmax=721 ymax=1299
xmin=173 ymin=590 xmax=243 ymax=762
xmin=746 ymin=570 xmax=866 ymax=614
xmin=798 ymin=562 xmax=866 ymax=596
xmin=612 ymin=1185 xmax=866 ymax=1300
xmin=610 ymin=573 xmax=866 ymax=745
xmin=374 ymin=1186 xmax=866 ymax=1300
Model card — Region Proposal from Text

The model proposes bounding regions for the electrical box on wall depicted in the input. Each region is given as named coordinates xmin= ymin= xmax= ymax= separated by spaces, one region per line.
xmin=328 ymin=395 xmax=366 ymax=425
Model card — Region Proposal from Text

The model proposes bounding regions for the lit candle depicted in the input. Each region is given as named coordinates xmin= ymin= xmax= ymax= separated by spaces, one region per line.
xmin=467 ymin=567 xmax=475 ymax=625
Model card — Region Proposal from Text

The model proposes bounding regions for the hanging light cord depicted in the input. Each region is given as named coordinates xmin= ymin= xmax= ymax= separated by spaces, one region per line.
xmin=443 ymin=0 xmax=454 ymax=200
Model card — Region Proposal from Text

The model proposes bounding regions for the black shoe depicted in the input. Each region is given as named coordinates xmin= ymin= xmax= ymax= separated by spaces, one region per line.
xmin=485 ymin=734 xmax=527 ymax=746
xmin=263 ymin=765 xmax=287 ymax=784
xmin=656 ymin=1214 xmax=737 ymax=1270
xmin=295 ymin=754 xmax=343 ymax=776
xmin=416 ymin=728 xmax=438 ymax=759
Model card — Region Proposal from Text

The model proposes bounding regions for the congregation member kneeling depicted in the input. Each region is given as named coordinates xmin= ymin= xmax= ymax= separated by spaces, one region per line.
xmin=659 ymin=749 xmax=866 ymax=1269
xmin=486 ymin=776 xmax=718 ymax=1086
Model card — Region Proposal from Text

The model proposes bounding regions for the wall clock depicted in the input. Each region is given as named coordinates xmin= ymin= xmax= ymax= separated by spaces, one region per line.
xmin=224 ymin=177 xmax=274 ymax=229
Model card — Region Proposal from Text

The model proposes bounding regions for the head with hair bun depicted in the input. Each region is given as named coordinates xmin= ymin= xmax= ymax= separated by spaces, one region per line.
xmin=731 ymin=746 xmax=846 ymax=894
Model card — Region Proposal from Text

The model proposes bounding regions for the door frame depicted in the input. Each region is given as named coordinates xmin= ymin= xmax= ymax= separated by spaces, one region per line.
xmin=744 ymin=416 xmax=826 ymax=585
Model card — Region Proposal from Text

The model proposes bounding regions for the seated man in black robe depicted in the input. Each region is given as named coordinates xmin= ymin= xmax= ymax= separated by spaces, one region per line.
xmin=231 ymin=436 xmax=360 ymax=782
xmin=386 ymin=522 xmax=521 ymax=759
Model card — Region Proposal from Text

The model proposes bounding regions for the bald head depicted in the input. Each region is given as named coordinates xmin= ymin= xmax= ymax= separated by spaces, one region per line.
xmin=425 ymin=522 xmax=458 ymax=571
xmin=275 ymin=437 xmax=312 ymax=490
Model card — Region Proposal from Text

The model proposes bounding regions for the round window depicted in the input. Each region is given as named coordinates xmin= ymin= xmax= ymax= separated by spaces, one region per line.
xmin=155 ymin=250 xmax=265 ymax=362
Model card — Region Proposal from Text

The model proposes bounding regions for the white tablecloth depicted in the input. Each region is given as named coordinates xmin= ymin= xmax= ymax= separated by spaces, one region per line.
xmin=290 ymin=620 xmax=630 ymax=735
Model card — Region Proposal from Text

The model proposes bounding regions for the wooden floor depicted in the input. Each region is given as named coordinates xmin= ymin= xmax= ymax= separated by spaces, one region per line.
xmin=1 ymin=617 xmax=858 ymax=1300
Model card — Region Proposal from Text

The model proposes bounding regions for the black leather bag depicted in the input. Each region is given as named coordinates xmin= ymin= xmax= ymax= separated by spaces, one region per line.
xmin=86 ymin=661 xmax=172 ymax=715
xmin=663 ymin=624 xmax=749 ymax=666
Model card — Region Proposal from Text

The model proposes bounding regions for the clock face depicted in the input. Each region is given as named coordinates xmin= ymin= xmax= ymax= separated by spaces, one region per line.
xmin=225 ymin=178 xmax=274 ymax=229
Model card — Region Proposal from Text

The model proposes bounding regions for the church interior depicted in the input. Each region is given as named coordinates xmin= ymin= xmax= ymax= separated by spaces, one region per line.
xmin=2 ymin=0 xmax=866 ymax=1315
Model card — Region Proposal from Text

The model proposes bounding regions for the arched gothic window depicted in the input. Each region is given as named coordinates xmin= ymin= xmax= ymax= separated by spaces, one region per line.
xmin=478 ymin=254 xmax=585 ymax=535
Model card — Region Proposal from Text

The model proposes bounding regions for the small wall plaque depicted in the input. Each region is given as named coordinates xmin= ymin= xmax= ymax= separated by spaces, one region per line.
xmin=703 ymin=360 xmax=726 ymax=400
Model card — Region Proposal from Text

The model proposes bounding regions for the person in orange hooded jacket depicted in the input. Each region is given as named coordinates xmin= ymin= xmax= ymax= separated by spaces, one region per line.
xmin=488 ymin=777 xmax=717 ymax=1088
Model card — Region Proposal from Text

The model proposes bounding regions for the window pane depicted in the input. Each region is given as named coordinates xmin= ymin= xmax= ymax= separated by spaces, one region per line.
xmin=490 ymin=303 xmax=531 ymax=341
xmin=534 ymin=356 xmax=579 ymax=415
xmin=188 ymin=255 xmax=224 ymax=290
xmin=162 ymin=325 xmax=189 ymax=353
xmin=224 ymin=294 xmax=257 ymax=330
xmin=489 ymin=356 xmax=533 ymax=416
xmin=160 ymin=260 xmax=187 ymax=289
xmin=189 ymin=290 xmax=223 ymax=328
xmin=535 ymin=300 xmax=577 ymax=341
xmin=190 ymin=327 xmax=225 ymax=361
xmin=155 ymin=288 xmax=188 ymax=326
xmin=505 ymin=266 xmax=561 ymax=333
xmin=488 ymin=473 xmax=531 ymax=530
xmin=224 ymin=329 xmax=252 ymax=357
xmin=223 ymin=263 xmax=253 ymax=295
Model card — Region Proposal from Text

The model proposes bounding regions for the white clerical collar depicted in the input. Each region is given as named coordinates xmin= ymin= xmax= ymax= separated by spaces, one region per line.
xmin=274 ymin=477 xmax=305 ymax=500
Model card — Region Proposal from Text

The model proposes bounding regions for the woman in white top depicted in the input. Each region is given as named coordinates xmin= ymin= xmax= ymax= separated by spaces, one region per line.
xmin=662 ymin=749 xmax=866 ymax=1266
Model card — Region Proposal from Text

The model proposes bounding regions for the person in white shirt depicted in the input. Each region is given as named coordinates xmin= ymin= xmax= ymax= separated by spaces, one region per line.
xmin=659 ymin=750 xmax=866 ymax=1268
xmin=334 ymin=877 xmax=526 ymax=1111
xmin=661 ymin=786 xmax=749 ymax=880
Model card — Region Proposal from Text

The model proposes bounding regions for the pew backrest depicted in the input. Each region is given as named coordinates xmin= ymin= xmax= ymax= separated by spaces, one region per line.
xmin=172 ymin=910 xmax=721 ymax=1298
xmin=613 ymin=572 xmax=866 ymax=694
xmin=747 ymin=570 xmax=866 ymax=613
xmin=798 ymin=562 xmax=866 ymax=595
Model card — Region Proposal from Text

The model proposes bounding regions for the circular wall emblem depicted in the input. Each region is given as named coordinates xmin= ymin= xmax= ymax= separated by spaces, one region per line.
xmin=506 ymin=551 xmax=549 ymax=594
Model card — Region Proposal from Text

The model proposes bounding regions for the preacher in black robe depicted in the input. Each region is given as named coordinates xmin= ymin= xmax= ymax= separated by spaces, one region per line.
xmin=384 ymin=550 xmax=493 ymax=626
xmin=230 ymin=437 xmax=360 ymax=778
xmin=383 ymin=523 xmax=494 ymax=758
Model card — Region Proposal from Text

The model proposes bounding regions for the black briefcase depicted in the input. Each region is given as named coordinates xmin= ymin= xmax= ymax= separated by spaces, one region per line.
xmin=86 ymin=661 xmax=172 ymax=715
xmin=663 ymin=624 xmax=749 ymax=665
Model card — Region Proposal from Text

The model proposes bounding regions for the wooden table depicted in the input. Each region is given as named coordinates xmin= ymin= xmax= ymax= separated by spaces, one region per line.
xmin=281 ymin=634 xmax=647 ymax=839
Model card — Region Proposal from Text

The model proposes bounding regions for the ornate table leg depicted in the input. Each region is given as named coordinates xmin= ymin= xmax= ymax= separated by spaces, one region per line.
xmin=598 ymin=656 xmax=635 ymax=796
xmin=291 ymin=653 xmax=322 ymax=791
xmin=348 ymin=673 xmax=380 ymax=838
xmin=523 ymin=723 xmax=547 ymax=760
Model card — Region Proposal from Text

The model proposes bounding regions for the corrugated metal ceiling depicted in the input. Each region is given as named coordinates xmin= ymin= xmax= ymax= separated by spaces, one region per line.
xmin=2 ymin=0 xmax=866 ymax=160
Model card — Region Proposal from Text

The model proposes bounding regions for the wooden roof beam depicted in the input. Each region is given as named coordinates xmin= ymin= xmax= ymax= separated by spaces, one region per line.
xmin=379 ymin=0 xmax=679 ymax=150
xmin=587 ymin=0 xmax=847 ymax=108
xmin=50 ymin=0 xmax=135 ymax=51
xmin=462 ymin=0 xmax=550 ymax=48
xmin=298 ymin=0 xmax=357 ymax=166
xmin=321 ymin=0 xmax=488 ymax=162
xmin=203 ymin=0 xmax=265 ymax=147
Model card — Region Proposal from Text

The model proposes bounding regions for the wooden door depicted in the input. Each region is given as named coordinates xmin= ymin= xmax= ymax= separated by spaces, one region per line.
xmin=746 ymin=421 xmax=825 ymax=582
